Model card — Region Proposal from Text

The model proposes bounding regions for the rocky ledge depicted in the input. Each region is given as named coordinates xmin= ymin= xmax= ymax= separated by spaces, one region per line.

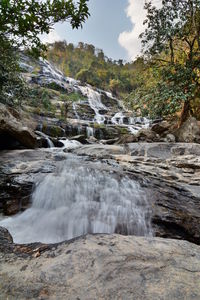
xmin=1 ymin=142 xmax=200 ymax=245
xmin=0 ymin=228 xmax=200 ymax=300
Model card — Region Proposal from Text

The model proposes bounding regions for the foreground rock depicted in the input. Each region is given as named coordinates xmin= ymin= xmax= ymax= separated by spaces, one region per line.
xmin=0 ymin=231 xmax=200 ymax=300
xmin=0 ymin=103 xmax=37 ymax=149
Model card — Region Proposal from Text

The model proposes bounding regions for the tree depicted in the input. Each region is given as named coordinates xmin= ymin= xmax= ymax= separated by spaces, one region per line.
xmin=0 ymin=0 xmax=89 ymax=105
xmin=0 ymin=0 xmax=89 ymax=55
xmin=136 ymin=0 xmax=200 ymax=122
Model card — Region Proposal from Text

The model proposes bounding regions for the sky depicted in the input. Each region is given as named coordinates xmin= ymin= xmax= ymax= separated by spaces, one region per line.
xmin=42 ymin=0 xmax=158 ymax=62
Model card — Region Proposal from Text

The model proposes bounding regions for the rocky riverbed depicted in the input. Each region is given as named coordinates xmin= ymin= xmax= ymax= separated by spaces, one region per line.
xmin=1 ymin=142 xmax=200 ymax=245
xmin=1 ymin=56 xmax=200 ymax=299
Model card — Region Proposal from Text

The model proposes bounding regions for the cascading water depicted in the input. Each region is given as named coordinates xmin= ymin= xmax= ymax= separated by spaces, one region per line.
xmin=21 ymin=55 xmax=152 ymax=135
xmin=0 ymin=156 xmax=153 ymax=244
xmin=79 ymin=86 xmax=107 ymax=124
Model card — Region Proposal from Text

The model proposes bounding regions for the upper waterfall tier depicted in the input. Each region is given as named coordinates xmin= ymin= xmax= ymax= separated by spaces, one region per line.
xmin=20 ymin=55 xmax=151 ymax=134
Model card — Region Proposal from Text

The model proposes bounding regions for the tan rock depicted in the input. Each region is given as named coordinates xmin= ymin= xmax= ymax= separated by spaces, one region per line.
xmin=0 ymin=233 xmax=200 ymax=300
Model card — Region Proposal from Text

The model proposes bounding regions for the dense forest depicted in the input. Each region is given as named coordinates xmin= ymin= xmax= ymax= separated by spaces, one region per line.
xmin=46 ymin=40 xmax=145 ymax=97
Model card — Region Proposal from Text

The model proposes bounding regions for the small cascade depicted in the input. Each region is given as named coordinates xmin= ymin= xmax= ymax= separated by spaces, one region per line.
xmin=0 ymin=156 xmax=153 ymax=244
xmin=86 ymin=126 xmax=94 ymax=138
xmin=35 ymin=131 xmax=54 ymax=148
xmin=59 ymin=139 xmax=82 ymax=150
xmin=111 ymin=112 xmax=125 ymax=125
xmin=72 ymin=102 xmax=80 ymax=119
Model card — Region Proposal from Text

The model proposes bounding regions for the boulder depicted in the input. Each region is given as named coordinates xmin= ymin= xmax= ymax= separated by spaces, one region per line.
xmin=0 ymin=233 xmax=200 ymax=300
xmin=164 ymin=133 xmax=176 ymax=143
xmin=39 ymin=124 xmax=65 ymax=138
xmin=174 ymin=117 xmax=200 ymax=143
xmin=136 ymin=128 xmax=159 ymax=142
xmin=69 ymin=134 xmax=89 ymax=144
xmin=151 ymin=120 xmax=171 ymax=134
xmin=0 ymin=226 xmax=13 ymax=243
xmin=116 ymin=133 xmax=138 ymax=144
xmin=0 ymin=103 xmax=37 ymax=149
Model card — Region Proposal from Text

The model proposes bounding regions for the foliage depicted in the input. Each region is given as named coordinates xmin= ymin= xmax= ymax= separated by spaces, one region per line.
xmin=0 ymin=38 xmax=27 ymax=106
xmin=0 ymin=0 xmax=89 ymax=106
xmin=128 ymin=0 xmax=200 ymax=120
xmin=0 ymin=0 xmax=89 ymax=55
xmin=60 ymin=92 xmax=87 ymax=102
xmin=46 ymin=41 xmax=144 ymax=95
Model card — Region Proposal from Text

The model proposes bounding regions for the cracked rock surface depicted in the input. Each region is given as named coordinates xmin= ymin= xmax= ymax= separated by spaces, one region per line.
xmin=0 ymin=231 xmax=200 ymax=300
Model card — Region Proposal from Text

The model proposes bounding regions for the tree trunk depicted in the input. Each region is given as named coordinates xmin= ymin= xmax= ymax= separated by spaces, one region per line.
xmin=178 ymin=101 xmax=191 ymax=127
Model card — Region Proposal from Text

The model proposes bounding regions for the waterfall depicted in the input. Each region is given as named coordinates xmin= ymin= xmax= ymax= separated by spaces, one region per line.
xmin=0 ymin=156 xmax=153 ymax=244
xmin=79 ymin=86 xmax=107 ymax=124
xmin=86 ymin=126 xmax=94 ymax=138
xmin=35 ymin=131 xmax=54 ymax=148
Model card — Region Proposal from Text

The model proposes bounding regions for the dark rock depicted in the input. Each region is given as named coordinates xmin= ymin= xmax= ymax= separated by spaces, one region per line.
xmin=151 ymin=121 xmax=171 ymax=134
xmin=0 ymin=226 xmax=13 ymax=243
xmin=0 ymin=103 xmax=37 ymax=149
xmin=39 ymin=124 xmax=65 ymax=138
xmin=69 ymin=135 xmax=89 ymax=144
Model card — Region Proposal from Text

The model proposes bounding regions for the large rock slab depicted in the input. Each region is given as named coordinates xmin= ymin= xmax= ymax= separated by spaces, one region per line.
xmin=0 ymin=149 xmax=68 ymax=215
xmin=174 ymin=117 xmax=200 ymax=143
xmin=113 ymin=143 xmax=200 ymax=244
xmin=0 ymin=103 xmax=37 ymax=149
xmin=72 ymin=144 xmax=127 ymax=158
xmin=0 ymin=232 xmax=200 ymax=300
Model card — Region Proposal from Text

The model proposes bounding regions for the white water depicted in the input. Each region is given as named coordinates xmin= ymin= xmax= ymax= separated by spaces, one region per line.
xmin=79 ymin=86 xmax=107 ymax=124
xmin=86 ymin=126 xmax=94 ymax=138
xmin=35 ymin=131 xmax=54 ymax=148
xmin=59 ymin=139 xmax=82 ymax=150
xmin=0 ymin=156 xmax=153 ymax=244
xmin=22 ymin=56 xmax=152 ymax=134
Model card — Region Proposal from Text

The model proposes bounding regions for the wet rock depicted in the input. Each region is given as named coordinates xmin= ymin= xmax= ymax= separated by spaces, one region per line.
xmin=0 ymin=104 xmax=37 ymax=149
xmin=69 ymin=135 xmax=89 ymax=144
xmin=74 ymin=102 xmax=95 ymax=121
xmin=136 ymin=128 xmax=159 ymax=142
xmin=0 ymin=226 xmax=13 ymax=243
xmin=38 ymin=124 xmax=65 ymax=138
xmin=0 ymin=234 xmax=200 ymax=300
xmin=151 ymin=121 xmax=171 ymax=134
xmin=0 ymin=149 xmax=67 ymax=215
xmin=114 ymin=143 xmax=200 ymax=244
xmin=174 ymin=117 xmax=200 ymax=143
xmin=72 ymin=144 xmax=127 ymax=158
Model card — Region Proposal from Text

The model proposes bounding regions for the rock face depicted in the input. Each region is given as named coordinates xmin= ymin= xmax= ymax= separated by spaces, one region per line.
xmin=72 ymin=142 xmax=200 ymax=244
xmin=0 ymin=103 xmax=37 ymax=149
xmin=1 ymin=143 xmax=200 ymax=244
xmin=0 ymin=232 xmax=200 ymax=300
xmin=175 ymin=117 xmax=200 ymax=143
xmin=0 ymin=149 xmax=67 ymax=215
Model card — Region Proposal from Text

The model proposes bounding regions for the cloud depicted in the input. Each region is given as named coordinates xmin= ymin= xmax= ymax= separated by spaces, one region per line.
xmin=118 ymin=0 xmax=162 ymax=61
xmin=41 ymin=29 xmax=62 ymax=44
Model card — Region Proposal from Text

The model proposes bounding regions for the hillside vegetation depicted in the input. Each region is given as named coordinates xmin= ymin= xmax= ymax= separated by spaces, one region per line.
xmin=0 ymin=0 xmax=199 ymax=123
